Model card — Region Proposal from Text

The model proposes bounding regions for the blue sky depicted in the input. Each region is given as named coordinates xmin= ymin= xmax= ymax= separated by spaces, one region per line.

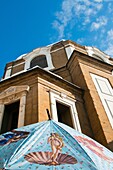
xmin=0 ymin=0 xmax=113 ymax=78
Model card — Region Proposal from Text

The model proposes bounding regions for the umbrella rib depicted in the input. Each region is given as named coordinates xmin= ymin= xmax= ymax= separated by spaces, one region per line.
xmin=52 ymin=121 xmax=98 ymax=169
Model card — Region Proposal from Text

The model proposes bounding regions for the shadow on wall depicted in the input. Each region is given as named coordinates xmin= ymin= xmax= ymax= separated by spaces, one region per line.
xmin=108 ymin=141 xmax=113 ymax=152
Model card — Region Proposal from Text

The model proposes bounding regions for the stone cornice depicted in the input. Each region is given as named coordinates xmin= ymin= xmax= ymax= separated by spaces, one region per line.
xmin=0 ymin=66 xmax=82 ymax=94
xmin=0 ymin=85 xmax=29 ymax=100
xmin=67 ymin=51 xmax=113 ymax=74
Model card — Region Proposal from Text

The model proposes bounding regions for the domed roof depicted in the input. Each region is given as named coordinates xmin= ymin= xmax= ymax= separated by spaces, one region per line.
xmin=16 ymin=53 xmax=27 ymax=60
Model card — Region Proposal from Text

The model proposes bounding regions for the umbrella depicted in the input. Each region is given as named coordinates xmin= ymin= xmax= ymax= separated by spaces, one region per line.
xmin=0 ymin=120 xmax=113 ymax=170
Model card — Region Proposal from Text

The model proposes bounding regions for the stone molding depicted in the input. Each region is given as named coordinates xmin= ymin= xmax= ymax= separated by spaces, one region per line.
xmin=0 ymin=85 xmax=30 ymax=131
xmin=0 ymin=85 xmax=29 ymax=101
xmin=49 ymin=89 xmax=81 ymax=132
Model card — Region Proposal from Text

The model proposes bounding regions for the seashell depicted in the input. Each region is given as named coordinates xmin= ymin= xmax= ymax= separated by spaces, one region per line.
xmin=25 ymin=152 xmax=77 ymax=165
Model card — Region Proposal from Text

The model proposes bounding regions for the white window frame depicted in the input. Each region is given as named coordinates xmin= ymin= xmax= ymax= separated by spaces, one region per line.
xmin=24 ymin=47 xmax=54 ymax=71
xmin=91 ymin=73 xmax=113 ymax=128
xmin=49 ymin=90 xmax=81 ymax=132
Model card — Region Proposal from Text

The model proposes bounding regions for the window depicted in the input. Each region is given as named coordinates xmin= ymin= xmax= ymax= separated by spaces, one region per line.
xmin=91 ymin=73 xmax=113 ymax=128
xmin=0 ymin=86 xmax=29 ymax=132
xmin=56 ymin=101 xmax=74 ymax=128
xmin=30 ymin=55 xmax=48 ymax=68
xmin=50 ymin=90 xmax=81 ymax=131
xmin=1 ymin=101 xmax=20 ymax=134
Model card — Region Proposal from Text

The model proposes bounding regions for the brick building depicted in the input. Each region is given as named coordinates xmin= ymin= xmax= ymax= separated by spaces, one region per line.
xmin=0 ymin=40 xmax=113 ymax=151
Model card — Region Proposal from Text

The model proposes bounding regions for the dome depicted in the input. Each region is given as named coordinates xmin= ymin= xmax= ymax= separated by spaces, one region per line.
xmin=16 ymin=53 xmax=27 ymax=60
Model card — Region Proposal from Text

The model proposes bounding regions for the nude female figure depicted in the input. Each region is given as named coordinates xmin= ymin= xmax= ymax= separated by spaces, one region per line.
xmin=47 ymin=133 xmax=64 ymax=165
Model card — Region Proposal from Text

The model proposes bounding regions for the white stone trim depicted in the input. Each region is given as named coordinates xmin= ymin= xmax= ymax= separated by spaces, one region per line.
xmin=90 ymin=73 xmax=113 ymax=128
xmin=85 ymin=46 xmax=111 ymax=64
xmin=4 ymin=68 xmax=12 ymax=79
xmin=65 ymin=46 xmax=75 ymax=59
xmin=18 ymin=93 xmax=27 ymax=128
xmin=0 ymin=86 xmax=29 ymax=131
xmin=49 ymin=90 xmax=81 ymax=132
xmin=0 ymin=104 xmax=4 ymax=130
xmin=23 ymin=46 xmax=54 ymax=71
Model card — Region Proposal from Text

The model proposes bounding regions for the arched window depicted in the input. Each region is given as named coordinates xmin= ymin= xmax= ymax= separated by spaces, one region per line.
xmin=30 ymin=55 xmax=48 ymax=68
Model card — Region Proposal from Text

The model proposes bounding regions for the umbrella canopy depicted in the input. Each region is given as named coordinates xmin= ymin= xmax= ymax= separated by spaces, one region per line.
xmin=0 ymin=120 xmax=113 ymax=170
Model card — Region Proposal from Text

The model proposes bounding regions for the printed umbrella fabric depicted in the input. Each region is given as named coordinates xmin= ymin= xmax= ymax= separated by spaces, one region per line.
xmin=0 ymin=120 xmax=113 ymax=170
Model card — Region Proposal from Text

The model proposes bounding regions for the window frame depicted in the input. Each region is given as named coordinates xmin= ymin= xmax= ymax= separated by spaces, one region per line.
xmin=0 ymin=86 xmax=29 ymax=132
xmin=91 ymin=73 xmax=113 ymax=128
xmin=30 ymin=55 xmax=48 ymax=69
xmin=49 ymin=90 xmax=81 ymax=132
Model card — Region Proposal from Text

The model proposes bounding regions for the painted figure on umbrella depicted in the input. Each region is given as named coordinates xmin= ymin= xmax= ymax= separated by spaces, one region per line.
xmin=0 ymin=130 xmax=29 ymax=145
xmin=75 ymin=136 xmax=113 ymax=162
xmin=25 ymin=133 xmax=77 ymax=166
xmin=47 ymin=133 xmax=64 ymax=165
